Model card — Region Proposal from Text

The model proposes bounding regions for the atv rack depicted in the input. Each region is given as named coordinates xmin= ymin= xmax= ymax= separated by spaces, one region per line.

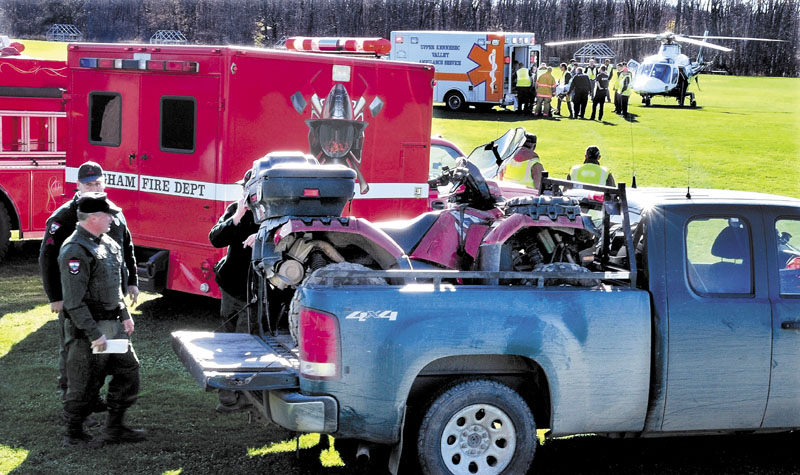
xmin=538 ymin=173 xmax=638 ymax=287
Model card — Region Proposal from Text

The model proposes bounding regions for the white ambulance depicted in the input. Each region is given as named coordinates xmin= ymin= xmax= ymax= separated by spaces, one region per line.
xmin=389 ymin=30 xmax=541 ymax=111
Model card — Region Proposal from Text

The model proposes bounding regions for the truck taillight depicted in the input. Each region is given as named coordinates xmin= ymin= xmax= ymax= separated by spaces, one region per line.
xmin=786 ymin=257 xmax=800 ymax=270
xmin=299 ymin=307 xmax=340 ymax=380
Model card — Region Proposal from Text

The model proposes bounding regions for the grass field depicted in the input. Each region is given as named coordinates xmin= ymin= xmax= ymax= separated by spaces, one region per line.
xmin=431 ymin=75 xmax=800 ymax=197
xmin=1 ymin=73 xmax=800 ymax=474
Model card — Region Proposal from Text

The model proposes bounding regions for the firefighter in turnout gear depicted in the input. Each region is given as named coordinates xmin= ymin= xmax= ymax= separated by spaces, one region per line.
xmin=566 ymin=146 xmax=615 ymax=186
xmin=58 ymin=192 xmax=145 ymax=447
xmin=39 ymin=161 xmax=138 ymax=419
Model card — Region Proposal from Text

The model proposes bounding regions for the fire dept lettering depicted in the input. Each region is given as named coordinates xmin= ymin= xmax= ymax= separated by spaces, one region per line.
xmin=104 ymin=171 xmax=138 ymax=191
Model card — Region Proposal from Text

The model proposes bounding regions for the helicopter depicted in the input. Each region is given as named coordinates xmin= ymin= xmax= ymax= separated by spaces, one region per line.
xmin=546 ymin=31 xmax=784 ymax=107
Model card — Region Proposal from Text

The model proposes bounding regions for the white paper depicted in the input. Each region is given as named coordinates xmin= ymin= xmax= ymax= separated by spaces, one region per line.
xmin=92 ymin=339 xmax=129 ymax=354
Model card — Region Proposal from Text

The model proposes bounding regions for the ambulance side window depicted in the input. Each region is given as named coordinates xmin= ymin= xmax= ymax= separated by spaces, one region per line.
xmin=88 ymin=92 xmax=121 ymax=146
xmin=160 ymin=96 xmax=196 ymax=153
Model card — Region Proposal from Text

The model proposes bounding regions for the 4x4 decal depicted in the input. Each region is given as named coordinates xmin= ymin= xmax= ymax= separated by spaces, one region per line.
xmin=345 ymin=310 xmax=398 ymax=322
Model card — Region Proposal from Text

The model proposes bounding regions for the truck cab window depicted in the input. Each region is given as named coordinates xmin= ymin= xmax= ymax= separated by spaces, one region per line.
xmin=776 ymin=218 xmax=800 ymax=295
xmin=686 ymin=217 xmax=753 ymax=295
xmin=88 ymin=92 xmax=121 ymax=146
xmin=160 ymin=96 xmax=196 ymax=153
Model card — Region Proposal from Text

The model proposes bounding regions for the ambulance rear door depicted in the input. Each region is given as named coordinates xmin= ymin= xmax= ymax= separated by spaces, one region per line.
xmin=136 ymin=73 xmax=220 ymax=247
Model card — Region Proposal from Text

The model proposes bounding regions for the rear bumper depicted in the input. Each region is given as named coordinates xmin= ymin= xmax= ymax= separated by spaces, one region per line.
xmin=254 ymin=389 xmax=338 ymax=433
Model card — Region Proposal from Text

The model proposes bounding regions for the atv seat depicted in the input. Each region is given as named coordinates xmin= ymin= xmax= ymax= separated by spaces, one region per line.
xmin=376 ymin=212 xmax=439 ymax=255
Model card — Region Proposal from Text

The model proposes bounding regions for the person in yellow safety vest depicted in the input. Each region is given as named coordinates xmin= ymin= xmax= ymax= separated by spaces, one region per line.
xmin=499 ymin=133 xmax=544 ymax=190
xmin=534 ymin=66 xmax=556 ymax=118
xmin=515 ymin=64 xmax=533 ymax=114
xmin=604 ymin=58 xmax=614 ymax=103
xmin=618 ymin=65 xmax=633 ymax=119
xmin=585 ymin=58 xmax=598 ymax=90
xmin=566 ymin=145 xmax=615 ymax=186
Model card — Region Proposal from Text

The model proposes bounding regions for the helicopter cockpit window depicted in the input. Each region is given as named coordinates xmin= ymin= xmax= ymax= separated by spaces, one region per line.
xmin=651 ymin=64 xmax=672 ymax=83
xmin=671 ymin=68 xmax=679 ymax=85
xmin=640 ymin=64 xmax=653 ymax=77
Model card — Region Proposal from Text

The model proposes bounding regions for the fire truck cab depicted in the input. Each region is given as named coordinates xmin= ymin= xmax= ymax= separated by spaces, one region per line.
xmin=65 ymin=43 xmax=434 ymax=297
xmin=0 ymin=37 xmax=67 ymax=261
xmin=389 ymin=30 xmax=541 ymax=111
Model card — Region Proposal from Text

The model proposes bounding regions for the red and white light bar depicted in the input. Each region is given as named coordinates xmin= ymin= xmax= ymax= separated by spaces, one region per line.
xmin=79 ymin=57 xmax=199 ymax=73
xmin=285 ymin=37 xmax=391 ymax=56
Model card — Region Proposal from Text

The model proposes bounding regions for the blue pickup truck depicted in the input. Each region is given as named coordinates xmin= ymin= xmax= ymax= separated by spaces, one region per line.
xmin=173 ymin=184 xmax=800 ymax=474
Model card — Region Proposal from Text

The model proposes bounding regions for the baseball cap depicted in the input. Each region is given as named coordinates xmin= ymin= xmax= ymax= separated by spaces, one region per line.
xmin=77 ymin=161 xmax=104 ymax=183
xmin=77 ymin=192 xmax=120 ymax=215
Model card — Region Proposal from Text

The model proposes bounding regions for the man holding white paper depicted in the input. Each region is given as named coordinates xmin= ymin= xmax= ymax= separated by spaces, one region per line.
xmin=57 ymin=192 xmax=145 ymax=447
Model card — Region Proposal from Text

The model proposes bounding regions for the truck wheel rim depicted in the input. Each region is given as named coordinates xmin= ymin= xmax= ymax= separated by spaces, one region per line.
xmin=439 ymin=403 xmax=516 ymax=475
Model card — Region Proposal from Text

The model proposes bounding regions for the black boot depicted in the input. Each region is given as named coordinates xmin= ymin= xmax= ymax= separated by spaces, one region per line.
xmin=62 ymin=420 xmax=93 ymax=447
xmin=93 ymin=410 xmax=146 ymax=446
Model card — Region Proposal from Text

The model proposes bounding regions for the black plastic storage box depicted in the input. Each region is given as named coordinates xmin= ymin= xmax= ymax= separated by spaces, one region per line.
xmin=245 ymin=151 xmax=356 ymax=223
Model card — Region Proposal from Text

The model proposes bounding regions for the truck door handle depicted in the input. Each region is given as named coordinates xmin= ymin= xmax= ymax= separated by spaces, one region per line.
xmin=141 ymin=153 xmax=149 ymax=161
xmin=128 ymin=153 xmax=136 ymax=164
xmin=781 ymin=321 xmax=800 ymax=330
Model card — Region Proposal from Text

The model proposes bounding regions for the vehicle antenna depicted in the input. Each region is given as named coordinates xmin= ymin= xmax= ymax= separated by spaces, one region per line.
xmin=686 ymin=154 xmax=692 ymax=199
xmin=629 ymin=118 xmax=637 ymax=188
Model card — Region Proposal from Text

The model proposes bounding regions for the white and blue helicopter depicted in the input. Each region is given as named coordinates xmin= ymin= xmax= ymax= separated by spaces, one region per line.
xmin=546 ymin=31 xmax=783 ymax=107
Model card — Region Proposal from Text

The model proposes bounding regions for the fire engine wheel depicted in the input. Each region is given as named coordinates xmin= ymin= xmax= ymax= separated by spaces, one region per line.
xmin=0 ymin=202 xmax=11 ymax=263
xmin=445 ymin=92 xmax=466 ymax=112
xmin=287 ymin=262 xmax=386 ymax=345
xmin=417 ymin=379 xmax=536 ymax=475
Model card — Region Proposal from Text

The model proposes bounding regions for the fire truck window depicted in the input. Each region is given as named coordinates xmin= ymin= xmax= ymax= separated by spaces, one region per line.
xmin=160 ymin=97 xmax=196 ymax=153
xmin=89 ymin=93 xmax=121 ymax=146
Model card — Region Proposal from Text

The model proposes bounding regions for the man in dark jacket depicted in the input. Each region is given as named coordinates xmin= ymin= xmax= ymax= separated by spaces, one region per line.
xmin=590 ymin=65 xmax=610 ymax=121
xmin=39 ymin=161 xmax=138 ymax=413
xmin=208 ymin=169 xmax=259 ymax=412
xmin=568 ymin=67 xmax=592 ymax=119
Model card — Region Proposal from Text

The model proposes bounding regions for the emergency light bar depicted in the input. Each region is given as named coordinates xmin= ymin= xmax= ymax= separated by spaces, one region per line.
xmin=285 ymin=37 xmax=391 ymax=56
xmin=79 ymin=57 xmax=199 ymax=73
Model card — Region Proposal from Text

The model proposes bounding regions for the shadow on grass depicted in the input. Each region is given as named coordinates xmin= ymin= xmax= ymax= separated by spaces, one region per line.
xmin=0 ymin=240 xmax=49 ymax=318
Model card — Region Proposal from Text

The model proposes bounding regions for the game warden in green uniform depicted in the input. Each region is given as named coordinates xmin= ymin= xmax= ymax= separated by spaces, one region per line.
xmin=58 ymin=192 xmax=145 ymax=447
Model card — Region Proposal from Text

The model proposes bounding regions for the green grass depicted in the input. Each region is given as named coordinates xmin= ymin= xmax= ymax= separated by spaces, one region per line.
xmin=432 ymin=75 xmax=800 ymax=198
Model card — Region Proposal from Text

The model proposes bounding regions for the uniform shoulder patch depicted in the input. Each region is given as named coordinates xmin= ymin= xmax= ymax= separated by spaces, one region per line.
xmin=68 ymin=259 xmax=81 ymax=274
xmin=49 ymin=222 xmax=61 ymax=234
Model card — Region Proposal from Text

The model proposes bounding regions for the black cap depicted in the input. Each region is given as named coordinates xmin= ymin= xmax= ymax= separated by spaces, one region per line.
xmin=77 ymin=161 xmax=104 ymax=183
xmin=77 ymin=192 xmax=120 ymax=215
xmin=235 ymin=169 xmax=253 ymax=186
xmin=586 ymin=146 xmax=601 ymax=161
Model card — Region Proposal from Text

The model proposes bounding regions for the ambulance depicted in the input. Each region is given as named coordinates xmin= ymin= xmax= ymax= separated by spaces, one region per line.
xmin=0 ymin=37 xmax=67 ymax=262
xmin=65 ymin=42 xmax=434 ymax=297
xmin=389 ymin=30 xmax=541 ymax=111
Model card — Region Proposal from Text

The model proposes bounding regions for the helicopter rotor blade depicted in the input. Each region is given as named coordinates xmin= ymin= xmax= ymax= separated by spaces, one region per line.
xmin=545 ymin=36 xmax=638 ymax=46
xmin=674 ymin=35 xmax=733 ymax=52
xmin=686 ymin=35 xmax=785 ymax=42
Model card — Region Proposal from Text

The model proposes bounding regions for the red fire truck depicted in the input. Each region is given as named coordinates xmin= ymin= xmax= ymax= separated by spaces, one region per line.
xmin=64 ymin=42 xmax=434 ymax=297
xmin=0 ymin=37 xmax=67 ymax=261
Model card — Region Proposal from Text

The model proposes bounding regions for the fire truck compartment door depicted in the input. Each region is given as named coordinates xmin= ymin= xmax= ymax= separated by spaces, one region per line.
xmin=171 ymin=331 xmax=299 ymax=391
xmin=136 ymin=75 xmax=221 ymax=243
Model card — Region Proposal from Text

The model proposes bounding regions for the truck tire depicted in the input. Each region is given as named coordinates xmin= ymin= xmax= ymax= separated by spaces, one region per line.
xmin=444 ymin=92 xmax=466 ymax=112
xmin=0 ymin=202 xmax=11 ymax=263
xmin=287 ymin=262 xmax=386 ymax=345
xmin=417 ymin=379 xmax=536 ymax=475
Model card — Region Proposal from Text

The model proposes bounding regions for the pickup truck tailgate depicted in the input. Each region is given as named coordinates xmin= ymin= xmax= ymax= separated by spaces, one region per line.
xmin=171 ymin=331 xmax=299 ymax=391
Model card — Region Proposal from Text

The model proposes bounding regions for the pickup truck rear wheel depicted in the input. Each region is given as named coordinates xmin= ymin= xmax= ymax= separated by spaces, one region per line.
xmin=287 ymin=262 xmax=386 ymax=345
xmin=417 ymin=379 xmax=536 ymax=475
xmin=0 ymin=202 xmax=11 ymax=263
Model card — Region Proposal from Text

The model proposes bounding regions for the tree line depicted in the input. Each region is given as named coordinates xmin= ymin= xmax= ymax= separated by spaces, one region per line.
xmin=1 ymin=0 xmax=797 ymax=76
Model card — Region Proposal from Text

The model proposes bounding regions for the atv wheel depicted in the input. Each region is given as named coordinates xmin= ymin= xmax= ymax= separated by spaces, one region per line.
xmin=0 ymin=202 xmax=11 ymax=263
xmin=287 ymin=262 xmax=386 ymax=345
xmin=417 ymin=379 xmax=536 ymax=475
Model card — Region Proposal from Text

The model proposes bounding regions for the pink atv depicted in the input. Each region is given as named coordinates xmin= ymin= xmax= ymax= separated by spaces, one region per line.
xmin=244 ymin=129 xmax=598 ymax=339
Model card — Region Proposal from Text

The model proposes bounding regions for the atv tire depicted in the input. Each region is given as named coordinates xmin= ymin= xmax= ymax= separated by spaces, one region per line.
xmin=287 ymin=262 xmax=386 ymax=345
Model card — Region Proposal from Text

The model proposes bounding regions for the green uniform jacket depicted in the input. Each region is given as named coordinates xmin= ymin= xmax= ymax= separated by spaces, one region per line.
xmin=39 ymin=193 xmax=137 ymax=303
xmin=58 ymin=226 xmax=131 ymax=342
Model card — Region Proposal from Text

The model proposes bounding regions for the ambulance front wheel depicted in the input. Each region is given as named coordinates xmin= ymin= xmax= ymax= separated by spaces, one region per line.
xmin=444 ymin=91 xmax=466 ymax=112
